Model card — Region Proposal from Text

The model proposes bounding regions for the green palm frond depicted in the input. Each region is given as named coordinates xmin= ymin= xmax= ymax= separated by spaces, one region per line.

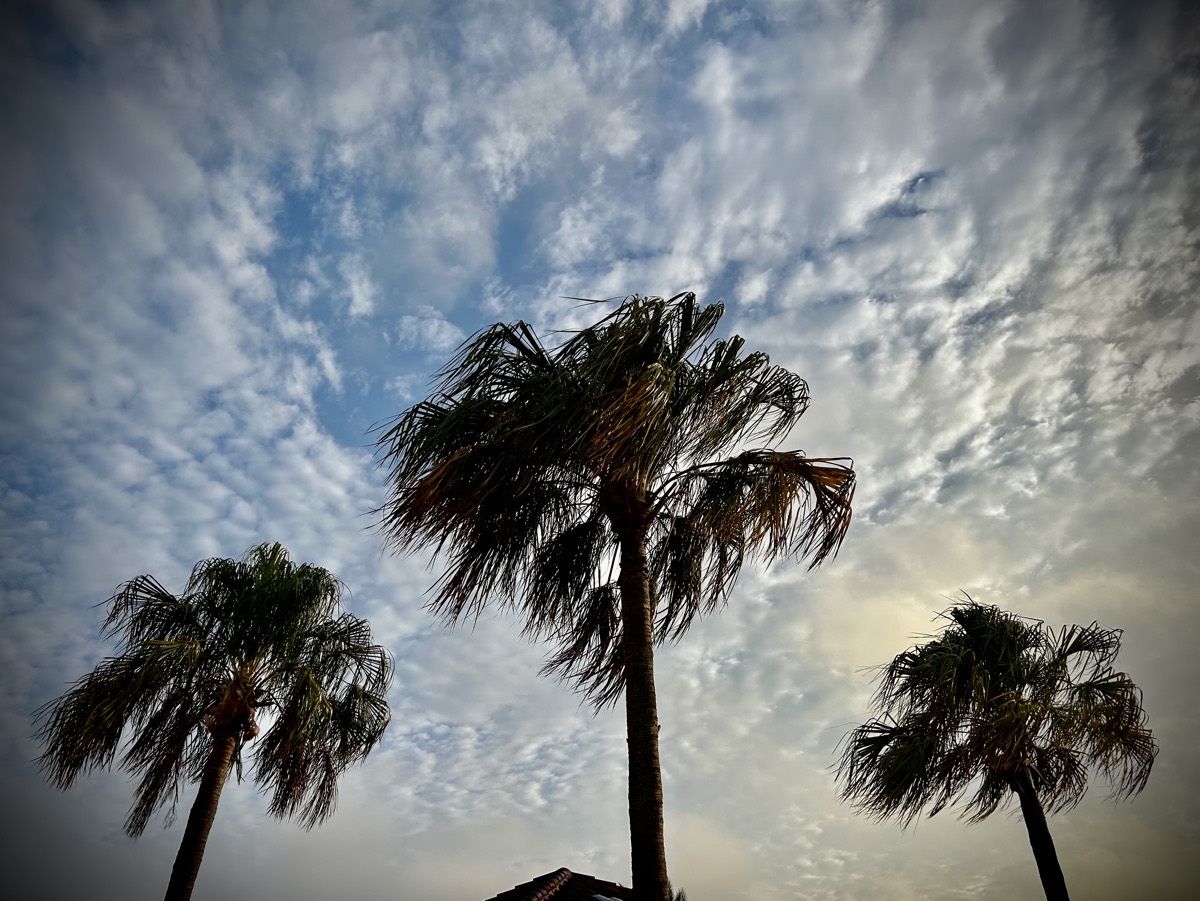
xmin=836 ymin=594 xmax=1156 ymax=828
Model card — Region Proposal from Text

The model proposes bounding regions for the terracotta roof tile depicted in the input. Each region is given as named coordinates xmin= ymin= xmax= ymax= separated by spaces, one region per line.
xmin=483 ymin=867 xmax=635 ymax=901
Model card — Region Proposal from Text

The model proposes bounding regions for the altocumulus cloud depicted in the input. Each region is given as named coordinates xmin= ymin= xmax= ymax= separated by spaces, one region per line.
xmin=1 ymin=1 xmax=1197 ymax=899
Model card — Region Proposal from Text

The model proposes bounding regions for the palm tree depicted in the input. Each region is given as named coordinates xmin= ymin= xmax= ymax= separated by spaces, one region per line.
xmin=34 ymin=542 xmax=393 ymax=901
xmin=374 ymin=292 xmax=855 ymax=900
xmin=836 ymin=596 xmax=1157 ymax=901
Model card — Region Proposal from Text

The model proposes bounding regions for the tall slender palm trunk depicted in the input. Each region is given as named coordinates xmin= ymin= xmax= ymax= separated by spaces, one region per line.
xmin=617 ymin=528 xmax=670 ymax=901
xmin=164 ymin=730 xmax=237 ymax=901
xmin=1012 ymin=769 xmax=1070 ymax=901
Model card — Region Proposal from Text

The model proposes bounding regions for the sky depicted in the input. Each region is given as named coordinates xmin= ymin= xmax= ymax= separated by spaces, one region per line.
xmin=0 ymin=0 xmax=1197 ymax=898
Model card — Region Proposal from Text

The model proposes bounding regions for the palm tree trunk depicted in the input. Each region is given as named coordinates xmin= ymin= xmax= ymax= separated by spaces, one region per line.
xmin=1012 ymin=769 xmax=1070 ymax=901
xmin=617 ymin=531 xmax=670 ymax=901
xmin=164 ymin=731 xmax=237 ymax=901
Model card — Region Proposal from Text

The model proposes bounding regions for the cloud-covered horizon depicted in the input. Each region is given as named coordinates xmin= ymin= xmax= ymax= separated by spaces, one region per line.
xmin=2 ymin=1 xmax=1196 ymax=898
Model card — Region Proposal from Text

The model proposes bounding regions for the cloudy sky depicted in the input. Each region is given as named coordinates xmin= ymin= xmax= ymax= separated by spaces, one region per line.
xmin=1 ymin=0 xmax=1197 ymax=898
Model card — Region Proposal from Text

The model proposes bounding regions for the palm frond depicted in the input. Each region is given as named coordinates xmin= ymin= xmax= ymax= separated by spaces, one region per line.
xmin=538 ymin=584 xmax=625 ymax=708
xmin=836 ymin=716 xmax=944 ymax=827
xmin=252 ymin=635 xmax=392 ymax=829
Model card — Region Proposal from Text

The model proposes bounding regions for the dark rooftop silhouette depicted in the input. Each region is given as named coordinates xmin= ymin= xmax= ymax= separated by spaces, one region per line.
xmin=483 ymin=867 xmax=635 ymax=900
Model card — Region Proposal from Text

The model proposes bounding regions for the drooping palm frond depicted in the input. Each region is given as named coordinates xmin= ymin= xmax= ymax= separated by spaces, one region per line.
xmin=33 ymin=542 xmax=392 ymax=837
xmin=835 ymin=595 xmax=1157 ymax=828
xmin=372 ymin=293 xmax=855 ymax=707
xmin=252 ymin=612 xmax=392 ymax=829
xmin=651 ymin=451 xmax=855 ymax=641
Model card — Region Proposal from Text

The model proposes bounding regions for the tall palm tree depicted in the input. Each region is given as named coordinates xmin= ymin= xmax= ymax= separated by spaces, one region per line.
xmin=34 ymin=542 xmax=393 ymax=901
xmin=374 ymin=292 xmax=855 ymax=900
xmin=836 ymin=596 xmax=1157 ymax=901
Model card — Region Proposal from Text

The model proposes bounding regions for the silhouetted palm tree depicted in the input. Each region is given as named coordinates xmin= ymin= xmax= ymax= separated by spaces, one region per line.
xmin=374 ymin=293 xmax=855 ymax=900
xmin=35 ymin=542 xmax=393 ymax=901
xmin=836 ymin=596 xmax=1156 ymax=901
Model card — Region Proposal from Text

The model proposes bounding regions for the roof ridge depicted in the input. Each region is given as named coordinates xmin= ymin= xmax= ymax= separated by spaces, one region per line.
xmin=483 ymin=866 xmax=635 ymax=901
xmin=532 ymin=867 xmax=572 ymax=900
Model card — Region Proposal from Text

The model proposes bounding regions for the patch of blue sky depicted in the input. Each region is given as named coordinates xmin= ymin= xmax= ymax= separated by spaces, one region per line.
xmin=958 ymin=298 xmax=1017 ymax=332
xmin=271 ymin=176 xmax=326 ymax=257
xmin=495 ymin=180 xmax=579 ymax=287
xmin=680 ymin=0 xmax=789 ymax=45
xmin=696 ymin=259 xmax=754 ymax=307
xmin=314 ymin=366 xmax=400 ymax=451
xmin=870 ymin=170 xmax=946 ymax=220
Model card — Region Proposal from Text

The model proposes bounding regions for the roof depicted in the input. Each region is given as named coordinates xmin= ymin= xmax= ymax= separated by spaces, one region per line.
xmin=483 ymin=867 xmax=635 ymax=901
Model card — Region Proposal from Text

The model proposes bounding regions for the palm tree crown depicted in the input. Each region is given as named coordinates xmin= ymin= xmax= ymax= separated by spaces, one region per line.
xmin=836 ymin=596 xmax=1156 ymax=900
xmin=374 ymin=293 xmax=855 ymax=900
xmin=374 ymin=293 xmax=855 ymax=704
xmin=35 ymin=542 xmax=392 ymax=899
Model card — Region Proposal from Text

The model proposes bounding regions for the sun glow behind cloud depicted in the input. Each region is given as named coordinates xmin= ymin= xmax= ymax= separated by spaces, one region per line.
xmin=1 ymin=1 xmax=1197 ymax=899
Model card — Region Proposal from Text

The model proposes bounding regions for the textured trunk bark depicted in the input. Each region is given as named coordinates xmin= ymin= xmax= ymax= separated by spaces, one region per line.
xmin=617 ymin=531 xmax=670 ymax=901
xmin=163 ymin=731 xmax=237 ymax=901
xmin=1012 ymin=769 xmax=1070 ymax=901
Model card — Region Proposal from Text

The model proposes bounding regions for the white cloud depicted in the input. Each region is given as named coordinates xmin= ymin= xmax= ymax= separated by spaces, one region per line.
xmin=665 ymin=0 xmax=712 ymax=35
xmin=2 ymin=1 xmax=1196 ymax=900
xmin=340 ymin=252 xmax=377 ymax=318
xmin=394 ymin=306 xmax=466 ymax=353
